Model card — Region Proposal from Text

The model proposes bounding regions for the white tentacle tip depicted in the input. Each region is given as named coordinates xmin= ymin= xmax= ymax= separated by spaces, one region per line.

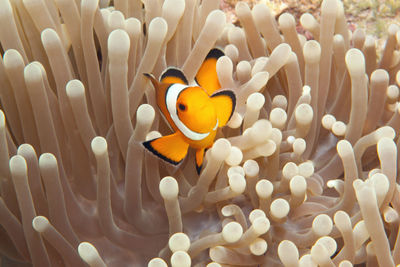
xmin=206 ymin=10 xmax=226 ymax=26
xmin=78 ymin=242 xmax=103 ymax=264
xmin=38 ymin=153 xmax=57 ymax=170
xmin=108 ymin=29 xmax=130 ymax=58
xmin=225 ymin=146 xmax=243 ymax=166
xmin=312 ymin=214 xmax=333 ymax=236
xmin=91 ymin=136 xmax=108 ymax=156
xmin=169 ymin=233 xmax=190 ymax=253
xmin=249 ymin=238 xmax=268 ymax=256
xmin=255 ymin=179 xmax=273 ymax=199
xmin=303 ymin=40 xmax=321 ymax=63
xmin=137 ymin=104 xmax=155 ymax=124
xmin=148 ymin=258 xmax=168 ymax=267
xmin=278 ymin=240 xmax=299 ymax=263
xmin=159 ymin=176 xmax=179 ymax=199
xmin=41 ymin=28 xmax=60 ymax=48
xmin=32 ymin=216 xmax=50 ymax=233
xmin=24 ymin=62 xmax=43 ymax=83
xmin=66 ymin=79 xmax=85 ymax=98
xmin=148 ymin=17 xmax=168 ymax=42
xmin=313 ymin=236 xmax=337 ymax=257
xmin=377 ymin=137 xmax=396 ymax=153
xmin=9 ymin=155 xmax=27 ymax=176
xmin=170 ymin=251 xmax=191 ymax=267
xmin=252 ymin=217 xmax=270 ymax=235
xmin=222 ymin=222 xmax=243 ymax=243
xmin=345 ymin=48 xmax=366 ymax=76
xmin=270 ymin=198 xmax=290 ymax=219
xmin=278 ymin=13 xmax=295 ymax=28
xmin=336 ymin=140 xmax=352 ymax=158
xmin=228 ymin=173 xmax=246 ymax=194
xmin=243 ymin=159 xmax=259 ymax=177
xmin=211 ymin=138 xmax=231 ymax=161
xmin=249 ymin=209 xmax=266 ymax=223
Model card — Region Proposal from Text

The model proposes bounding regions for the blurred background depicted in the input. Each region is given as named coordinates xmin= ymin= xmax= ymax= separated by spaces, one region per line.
xmin=221 ymin=0 xmax=400 ymax=50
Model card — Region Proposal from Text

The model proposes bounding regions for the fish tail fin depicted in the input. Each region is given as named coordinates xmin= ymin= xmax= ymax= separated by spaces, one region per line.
xmin=143 ymin=73 xmax=159 ymax=88
xmin=195 ymin=148 xmax=205 ymax=175
xmin=143 ymin=132 xmax=189 ymax=165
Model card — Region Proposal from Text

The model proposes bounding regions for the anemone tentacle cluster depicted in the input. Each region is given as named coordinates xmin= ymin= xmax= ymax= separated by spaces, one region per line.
xmin=0 ymin=0 xmax=400 ymax=266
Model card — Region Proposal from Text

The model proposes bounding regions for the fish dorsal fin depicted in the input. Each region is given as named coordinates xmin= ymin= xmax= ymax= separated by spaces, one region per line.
xmin=195 ymin=48 xmax=224 ymax=95
xmin=160 ymin=68 xmax=188 ymax=84
xmin=143 ymin=132 xmax=189 ymax=165
xmin=210 ymin=90 xmax=236 ymax=127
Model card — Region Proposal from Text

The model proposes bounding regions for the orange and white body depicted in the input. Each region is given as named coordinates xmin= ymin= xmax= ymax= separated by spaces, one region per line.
xmin=143 ymin=49 xmax=236 ymax=173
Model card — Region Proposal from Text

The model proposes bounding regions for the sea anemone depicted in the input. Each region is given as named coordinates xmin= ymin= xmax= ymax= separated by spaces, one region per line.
xmin=0 ymin=0 xmax=400 ymax=266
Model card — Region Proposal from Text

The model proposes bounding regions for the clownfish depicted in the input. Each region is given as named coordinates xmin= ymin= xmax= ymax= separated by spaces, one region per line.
xmin=143 ymin=49 xmax=236 ymax=174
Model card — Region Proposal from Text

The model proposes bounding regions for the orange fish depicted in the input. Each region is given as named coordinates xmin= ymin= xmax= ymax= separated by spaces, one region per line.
xmin=143 ymin=49 xmax=236 ymax=174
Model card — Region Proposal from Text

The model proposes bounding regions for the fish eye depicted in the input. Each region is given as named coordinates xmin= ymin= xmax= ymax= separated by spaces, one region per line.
xmin=178 ymin=103 xmax=187 ymax=111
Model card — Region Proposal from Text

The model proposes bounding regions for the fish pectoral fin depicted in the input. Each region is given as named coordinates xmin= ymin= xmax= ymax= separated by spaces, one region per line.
xmin=195 ymin=48 xmax=224 ymax=95
xmin=210 ymin=90 xmax=236 ymax=127
xmin=160 ymin=67 xmax=188 ymax=84
xmin=195 ymin=148 xmax=205 ymax=175
xmin=143 ymin=132 xmax=189 ymax=165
